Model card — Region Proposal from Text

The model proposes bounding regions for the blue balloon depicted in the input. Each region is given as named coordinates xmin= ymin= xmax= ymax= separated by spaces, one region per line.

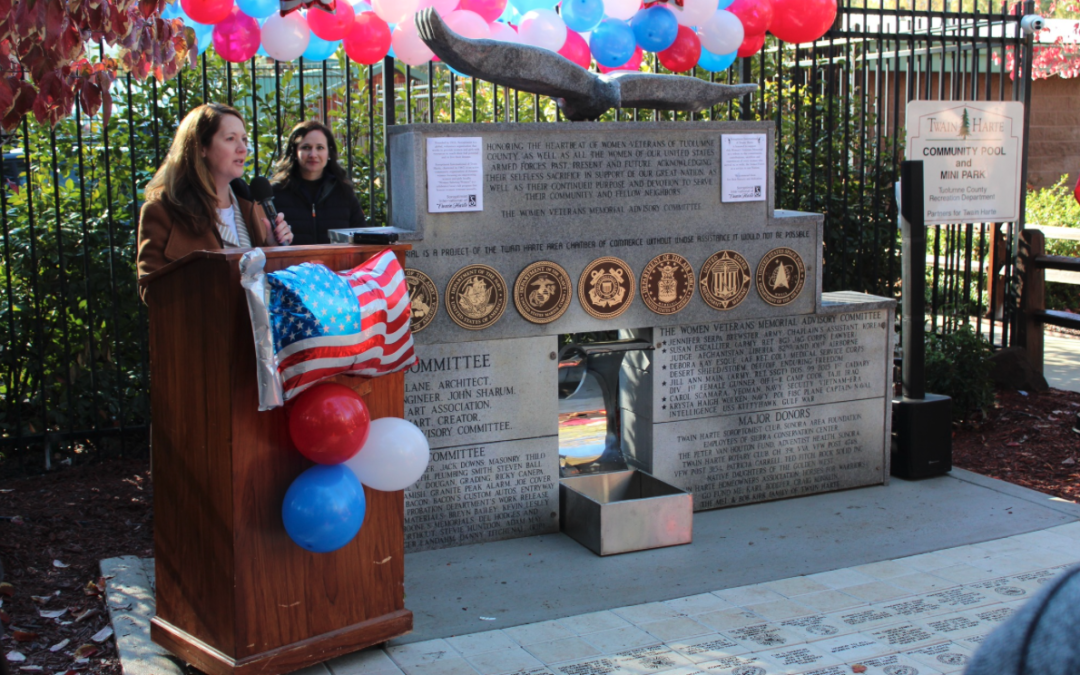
xmin=590 ymin=19 xmax=636 ymax=68
xmin=499 ymin=4 xmax=522 ymax=23
xmin=698 ymin=48 xmax=737 ymax=72
xmin=183 ymin=17 xmax=214 ymax=55
xmin=631 ymin=6 xmax=678 ymax=52
xmin=282 ymin=465 xmax=367 ymax=553
xmin=304 ymin=35 xmax=340 ymax=61
xmin=162 ymin=1 xmax=183 ymax=19
xmin=717 ymin=0 xmax=735 ymax=8
xmin=561 ymin=0 xmax=604 ymax=33
xmin=237 ymin=0 xmax=278 ymax=19
xmin=509 ymin=0 xmax=557 ymax=13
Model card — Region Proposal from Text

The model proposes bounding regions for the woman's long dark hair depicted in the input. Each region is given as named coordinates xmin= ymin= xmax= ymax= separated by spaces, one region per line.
xmin=145 ymin=103 xmax=244 ymax=235
xmin=269 ymin=120 xmax=351 ymax=190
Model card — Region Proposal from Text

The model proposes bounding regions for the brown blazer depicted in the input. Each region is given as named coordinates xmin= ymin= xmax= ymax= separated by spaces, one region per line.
xmin=137 ymin=196 xmax=272 ymax=295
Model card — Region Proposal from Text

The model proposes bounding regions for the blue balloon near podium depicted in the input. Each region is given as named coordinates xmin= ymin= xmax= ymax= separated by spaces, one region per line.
xmin=282 ymin=464 xmax=367 ymax=553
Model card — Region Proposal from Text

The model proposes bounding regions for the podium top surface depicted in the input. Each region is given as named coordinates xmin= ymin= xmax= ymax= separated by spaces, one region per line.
xmin=137 ymin=244 xmax=412 ymax=289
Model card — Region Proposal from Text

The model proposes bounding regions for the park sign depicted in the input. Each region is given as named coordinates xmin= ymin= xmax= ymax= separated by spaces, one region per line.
xmin=905 ymin=101 xmax=1024 ymax=226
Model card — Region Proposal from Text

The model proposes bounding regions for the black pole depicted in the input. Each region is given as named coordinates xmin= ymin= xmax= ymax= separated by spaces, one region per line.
xmin=383 ymin=56 xmax=396 ymax=228
xmin=900 ymin=160 xmax=926 ymax=400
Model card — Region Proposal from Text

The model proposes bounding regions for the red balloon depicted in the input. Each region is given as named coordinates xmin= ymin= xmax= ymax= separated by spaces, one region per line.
xmin=727 ymin=0 xmax=773 ymax=38
xmin=737 ymin=31 xmax=765 ymax=57
xmin=344 ymin=11 xmax=392 ymax=64
xmin=181 ymin=0 xmax=233 ymax=26
xmin=769 ymin=0 xmax=835 ymax=43
xmin=658 ymin=25 xmax=701 ymax=73
xmin=558 ymin=30 xmax=591 ymax=69
xmin=288 ymin=383 xmax=371 ymax=465
xmin=308 ymin=0 xmax=356 ymax=41
xmin=459 ymin=0 xmax=506 ymax=23
xmin=597 ymin=45 xmax=643 ymax=73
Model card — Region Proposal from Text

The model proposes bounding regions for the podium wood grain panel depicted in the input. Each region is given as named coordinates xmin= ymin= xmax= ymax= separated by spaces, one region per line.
xmin=143 ymin=245 xmax=413 ymax=675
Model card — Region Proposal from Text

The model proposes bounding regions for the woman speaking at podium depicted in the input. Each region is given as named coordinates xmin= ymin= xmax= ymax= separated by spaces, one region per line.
xmin=136 ymin=103 xmax=294 ymax=283
xmin=269 ymin=120 xmax=366 ymax=245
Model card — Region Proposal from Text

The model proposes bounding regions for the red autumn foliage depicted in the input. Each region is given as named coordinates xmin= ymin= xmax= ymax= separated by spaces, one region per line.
xmin=0 ymin=0 xmax=195 ymax=131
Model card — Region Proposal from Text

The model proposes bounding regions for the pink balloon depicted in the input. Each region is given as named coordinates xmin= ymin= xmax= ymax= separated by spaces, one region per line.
xmin=444 ymin=9 xmax=491 ymax=38
xmin=391 ymin=20 xmax=434 ymax=65
xmin=213 ymin=6 xmax=261 ymax=62
xmin=182 ymin=0 xmax=233 ymax=25
xmin=459 ymin=0 xmax=505 ymax=23
xmin=728 ymin=0 xmax=773 ymax=37
xmin=419 ymin=0 xmax=460 ymax=14
xmin=344 ymin=11 xmax=391 ymax=63
xmin=308 ymin=0 xmax=356 ymax=40
xmin=558 ymin=30 xmax=591 ymax=69
xmin=769 ymin=0 xmax=836 ymax=43
xmin=597 ymin=45 xmax=642 ymax=73
xmin=489 ymin=21 xmax=519 ymax=43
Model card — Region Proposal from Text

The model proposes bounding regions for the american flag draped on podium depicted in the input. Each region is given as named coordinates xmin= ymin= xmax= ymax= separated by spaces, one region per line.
xmin=240 ymin=248 xmax=416 ymax=409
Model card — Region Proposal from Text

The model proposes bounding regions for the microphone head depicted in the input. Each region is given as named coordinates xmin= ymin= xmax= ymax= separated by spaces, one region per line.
xmin=250 ymin=176 xmax=275 ymax=202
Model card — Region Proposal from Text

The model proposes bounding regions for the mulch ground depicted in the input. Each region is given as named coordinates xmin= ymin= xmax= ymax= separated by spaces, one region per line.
xmin=0 ymin=460 xmax=153 ymax=675
xmin=1 ymin=386 xmax=1079 ymax=674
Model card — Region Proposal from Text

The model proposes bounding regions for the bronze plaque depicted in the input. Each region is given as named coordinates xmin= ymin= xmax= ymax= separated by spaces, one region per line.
xmin=578 ymin=256 xmax=635 ymax=320
xmin=405 ymin=268 xmax=439 ymax=333
xmin=640 ymin=253 xmax=694 ymax=315
xmin=514 ymin=261 xmax=573 ymax=324
xmin=756 ymin=247 xmax=806 ymax=306
xmin=699 ymin=250 xmax=751 ymax=311
xmin=445 ymin=265 xmax=508 ymax=330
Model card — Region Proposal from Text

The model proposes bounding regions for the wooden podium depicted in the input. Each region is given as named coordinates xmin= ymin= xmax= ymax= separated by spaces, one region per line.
xmin=139 ymin=245 xmax=413 ymax=675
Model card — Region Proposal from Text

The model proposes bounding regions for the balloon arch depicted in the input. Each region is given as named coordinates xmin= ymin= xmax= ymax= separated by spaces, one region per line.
xmin=166 ymin=0 xmax=837 ymax=73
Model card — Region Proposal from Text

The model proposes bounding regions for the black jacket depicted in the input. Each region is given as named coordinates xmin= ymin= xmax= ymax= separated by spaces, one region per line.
xmin=271 ymin=175 xmax=366 ymax=245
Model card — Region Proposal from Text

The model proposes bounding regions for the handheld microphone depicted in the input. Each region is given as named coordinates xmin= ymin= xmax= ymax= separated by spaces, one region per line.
xmin=249 ymin=176 xmax=282 ymax=244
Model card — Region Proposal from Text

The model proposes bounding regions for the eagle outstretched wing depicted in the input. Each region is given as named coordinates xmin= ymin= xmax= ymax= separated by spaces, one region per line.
xmin=605 ymin=72 xmax=759 ymax=112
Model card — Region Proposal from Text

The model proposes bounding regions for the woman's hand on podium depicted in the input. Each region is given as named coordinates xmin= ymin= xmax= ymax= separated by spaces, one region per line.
xmin=267 ymin=212 xmax=294 ymax=246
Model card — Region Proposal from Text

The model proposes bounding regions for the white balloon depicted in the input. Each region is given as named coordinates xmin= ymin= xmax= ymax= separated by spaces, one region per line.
xmin=518 ymin=8 xmax=567 ymax=51
xmin=445 ymin=9 xmax=491 ymax=39
xmin=419 ymin=0 xmax=460 ymax=16
xmin=697 ymin=9 xmax=742 ymax=55
xmin=602 ymin=0 xmax=639 ymax=21
xmin=391 ymin=19 xmax=434 ymax=65
xmin=489 ymin=21 xmax=520 ymax=43
xmin=348 ymin=0 xmax=372 ymax=10
xmin=345 ymin=418 xmax=431 ymax=492
xmin=261 ymin=11 xmax=311 ymax=62
xmin=668 ymin=0 xmax=719 ymax=27
xmin=373 ymin=0 xmax=419 ymax=24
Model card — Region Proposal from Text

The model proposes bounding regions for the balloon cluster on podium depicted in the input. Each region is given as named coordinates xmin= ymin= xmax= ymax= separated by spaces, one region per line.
xmin=169 ymin=0 xmax=836 ymax=71
xmin=281 ymin=382 xmax=430 ymax=553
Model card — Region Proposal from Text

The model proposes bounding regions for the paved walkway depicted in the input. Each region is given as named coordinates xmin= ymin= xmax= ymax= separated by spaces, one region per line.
xmin=1044 ymin=329 xmax=1080 ymax=393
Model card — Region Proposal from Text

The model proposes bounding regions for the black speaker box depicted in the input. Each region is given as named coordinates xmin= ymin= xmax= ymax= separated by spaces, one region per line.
xmin=891 ymin=394 xmax=953 ymax=479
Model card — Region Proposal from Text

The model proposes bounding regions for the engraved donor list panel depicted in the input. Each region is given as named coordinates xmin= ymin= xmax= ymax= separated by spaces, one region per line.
xmin=403 ymin=336 xmax=560 ymax=551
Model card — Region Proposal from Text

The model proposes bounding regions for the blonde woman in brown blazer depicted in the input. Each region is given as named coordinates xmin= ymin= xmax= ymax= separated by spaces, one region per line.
xmin=136 ymin=103 xmax=294 ymax=291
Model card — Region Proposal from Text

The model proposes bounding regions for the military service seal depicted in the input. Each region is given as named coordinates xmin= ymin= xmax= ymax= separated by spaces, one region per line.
xmin=514 ymin=261 xmax=572 ymax=324
xmin=578 ymin=256 xmax=635 ymax=320
xmin=640 ymin=253 xmax=694 ymax=315
xmin=445 ymin=264 xmax=507 ymax=330
xmin=756 ymin=247 xmax=805 ymax=306
xmin=699 ymin=250 xmax=751 ymax=311
xmin=404 ymin=268 xmax=439 ymax=333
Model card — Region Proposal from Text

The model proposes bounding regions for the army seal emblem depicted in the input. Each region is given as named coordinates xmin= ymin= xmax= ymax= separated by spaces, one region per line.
xmin=445 ymin=264 xmax=507 ymax=330
xmin=514 ymin=261 xmax=572 ymax=324
xmin=404 ymin=269 xmax=439 ymax=333
xmin=578 ymin=256 xmax=635 ymax=320
xmin=756 ymin=247 xmax=806 ymax=306
xmin=640 ymin=253 xmax=694 ymax=315
xmin=699 ymin=250 xmax=751 ymax=311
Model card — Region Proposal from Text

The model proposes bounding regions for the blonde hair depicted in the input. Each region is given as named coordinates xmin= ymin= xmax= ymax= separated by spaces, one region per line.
xmin=145 ymin=103 xmax=244 ymax=235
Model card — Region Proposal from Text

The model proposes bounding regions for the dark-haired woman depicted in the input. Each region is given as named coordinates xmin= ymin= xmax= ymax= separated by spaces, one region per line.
xmin=270 ymin=120 xmax=366 ymax=245
xmin=136 ymin=103 xmax=294 ymax=288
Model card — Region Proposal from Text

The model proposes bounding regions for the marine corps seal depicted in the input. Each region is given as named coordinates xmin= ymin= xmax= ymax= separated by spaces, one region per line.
xmin=404 ymin=268 xmax=439 ymax=333
xmin=578 ymin=256 xmax=635 ymax=320
xmin=640 ymin=253 xmax=694 ymax=315
xmin=514 ymin=261 xmax=572 ymax=324
xmin=756 ymin=247 xmax=805 ymax=306
xmin=699 ymin=250 xmax=751 ymax=311
xmin=445 ymin=264 xmax=507 ymax=330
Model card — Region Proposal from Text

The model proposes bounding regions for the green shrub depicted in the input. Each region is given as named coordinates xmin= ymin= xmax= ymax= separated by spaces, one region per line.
xmin=925 ymin=325 xmax=994 ymax=421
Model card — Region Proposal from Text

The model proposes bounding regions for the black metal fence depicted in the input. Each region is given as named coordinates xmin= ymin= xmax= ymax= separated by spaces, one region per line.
xmin=0 ymin=0 xmax=1034 ymax=474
